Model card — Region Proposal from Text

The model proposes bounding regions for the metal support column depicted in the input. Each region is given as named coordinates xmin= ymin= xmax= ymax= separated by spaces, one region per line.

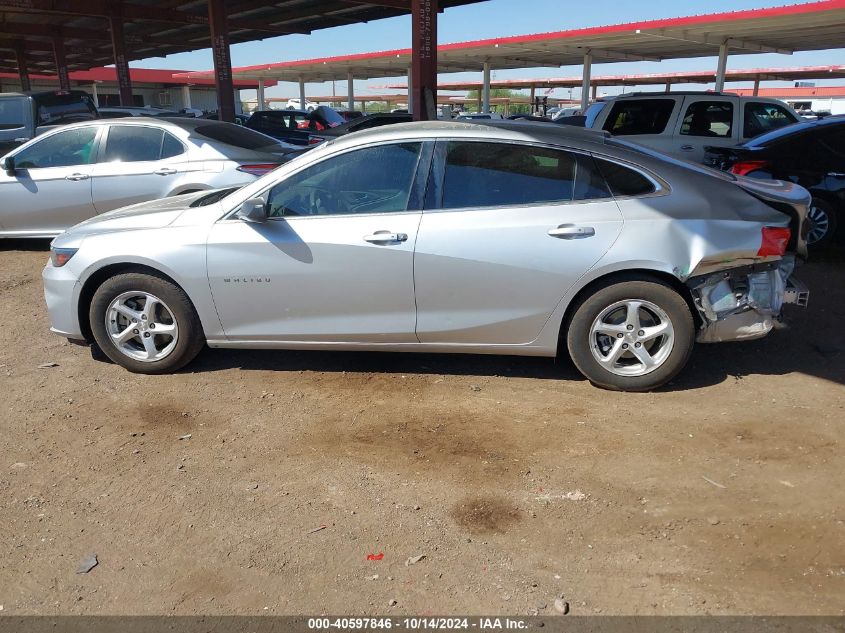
xmin=256 ymin=79 xmax=265 ymax=111
xmin=715 ymin=41 xmax=729 ymax=92
xmin=529 ymin=85 xmax=535 ymax=113
xmin=109 ymin=16 xmax=133 ymax=106
xmin=665 ymin=81 xmax=672 ymax=93
xmin=347 ymin=72 xmax=354 ymax=112
xmin=92 ymin=82 xmax=99 ymax=106
xmin=181 ymin=85 xmax=191 ymax=109
xmin=591 ymin=84 xmax=598 ymax=100
xmin=411 ymin=0 xmax=438 ymax=121
xmin=52 ymin=38 xmax=71 ymax=91
xmin=580 ymin=51 xmax=592 ymax=112
xmin=208 ymin=0 xmax=235 ymax=122
xmin=407 ymin=66 xmax=413 ymax=114
xmin=752 ymin=77 xmax=760 ymax=96
xmin=482 ymin=61 xmax=491 ymax=113
xmin=14 ymin=42 xmax=31 ymax=92
xmin=299 ymin=78 xmax=306 ymax=109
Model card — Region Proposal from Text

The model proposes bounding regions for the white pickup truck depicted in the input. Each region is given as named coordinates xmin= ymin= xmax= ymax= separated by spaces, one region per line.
xmin=584 ymin=92 xmax=801 ymax=163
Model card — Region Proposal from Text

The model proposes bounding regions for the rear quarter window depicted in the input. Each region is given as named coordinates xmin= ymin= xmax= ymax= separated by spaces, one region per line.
xmin=593 ymin=157 xmax=656 ymax=197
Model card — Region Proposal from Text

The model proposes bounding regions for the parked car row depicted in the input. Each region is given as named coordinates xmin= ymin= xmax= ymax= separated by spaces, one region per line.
xmin=0 ymin=117 xmax=302 ymax=238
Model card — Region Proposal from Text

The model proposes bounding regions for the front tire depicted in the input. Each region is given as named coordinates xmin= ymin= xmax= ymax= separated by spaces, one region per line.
xmin=89 ymin=272 xmax=205 ymax=374
xmin=566 ymin=279 xmax=695 ymax=392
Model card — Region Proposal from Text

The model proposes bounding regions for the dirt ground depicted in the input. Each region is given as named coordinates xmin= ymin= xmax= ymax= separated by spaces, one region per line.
xmin=1 ymin=241 xmax=843 ymax=617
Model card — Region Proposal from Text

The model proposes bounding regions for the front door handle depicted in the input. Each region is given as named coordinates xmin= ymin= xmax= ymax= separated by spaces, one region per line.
xmin=153 ymin=167 xmax=177 ymax=176
xmin=828 ymin=172 xmax=845 ymax=177
xmin=548 ymin=225 xmax=595 ymax=239
xmin=65 ymin=173 xmax=89 ymax=181
xmin=363 ymin=231 xmax=408 ymax=244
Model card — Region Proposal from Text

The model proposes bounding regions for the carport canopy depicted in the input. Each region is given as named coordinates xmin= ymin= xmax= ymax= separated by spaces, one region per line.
xmin=0 ymin=0 xmax=487 ymax=120
xmin=177 ymin=0 xmax=845 ymax=112
xmin=375 ymin=65 xmax=845 ymax=96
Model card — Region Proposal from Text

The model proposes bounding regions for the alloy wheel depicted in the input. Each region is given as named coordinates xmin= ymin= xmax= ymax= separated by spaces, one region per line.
xmin=105 ymin=291 xmax=179 ymax=362
xmin=807 ymin=203 xmax=830 ymax=245
xmin=589 ymin=299 xmax=675 ymax=377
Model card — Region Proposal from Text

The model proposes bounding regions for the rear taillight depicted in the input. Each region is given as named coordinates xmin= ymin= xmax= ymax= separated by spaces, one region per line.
xmin=730 ymin=159 xmax=771 ymax=176
xmin=236 ymin=163 xmax=280 ymax=176
xmin=758 ymin=227 xmax=791 ymax=257
xmin=308 ymin=136 xmax=325 ymax=145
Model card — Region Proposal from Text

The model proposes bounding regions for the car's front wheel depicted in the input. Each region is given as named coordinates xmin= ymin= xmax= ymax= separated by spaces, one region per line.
xmin=566 ymin=278 xmax=695 ymax=392
xmin=89 ymin=272 xmax=205 ymax=374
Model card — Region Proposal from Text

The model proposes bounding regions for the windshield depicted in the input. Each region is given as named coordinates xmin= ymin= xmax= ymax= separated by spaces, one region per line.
xmin=0 ymin=97 xmax=28 ymax=129
xmin=316 ymin=107 xmax=345 ymax=128
xmin=584 ymin=101 xmax=608 ymax=128
xmin=191 ymin=123 xmax=281 ymax=150
xmin=34 ymin=93 xmax=97 ymax=126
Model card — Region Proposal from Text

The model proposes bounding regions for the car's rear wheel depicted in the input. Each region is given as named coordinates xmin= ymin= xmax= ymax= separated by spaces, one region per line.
xmin=566 ymin=279 xmax=695 ymax=391
xmin=89 ymin=272 xmax=205 ymax=374
xmin=807 ymin=198 xmax=838 ymax=247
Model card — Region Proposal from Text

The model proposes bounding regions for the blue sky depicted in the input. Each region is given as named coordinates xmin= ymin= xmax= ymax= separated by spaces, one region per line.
xmin=130 ymin=0 xmax=845 ymax=100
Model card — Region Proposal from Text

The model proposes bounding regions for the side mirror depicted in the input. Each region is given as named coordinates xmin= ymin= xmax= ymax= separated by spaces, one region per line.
xmin=236 ymin=197 xmax=268 ymax=223
xmin=3 ymin=156 xmax=16 ymax=175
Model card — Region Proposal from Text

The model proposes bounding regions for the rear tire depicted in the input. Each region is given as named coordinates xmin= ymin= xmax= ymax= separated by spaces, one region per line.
xmin=566 ymin=279 xmax=695 ymax=392
xmin=89 ymin=272 xmax=205 ymax=374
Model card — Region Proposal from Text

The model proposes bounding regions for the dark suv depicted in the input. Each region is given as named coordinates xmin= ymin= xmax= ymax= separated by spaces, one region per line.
xmin=0 ymin=90 xmax=99 ymax=154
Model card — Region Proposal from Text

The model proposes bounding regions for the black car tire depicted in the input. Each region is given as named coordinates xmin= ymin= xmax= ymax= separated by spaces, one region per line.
xmin=566 ymin=278 xmax=695 ymax=392
xmin=89 ymin=272 xmax=205 ymax=374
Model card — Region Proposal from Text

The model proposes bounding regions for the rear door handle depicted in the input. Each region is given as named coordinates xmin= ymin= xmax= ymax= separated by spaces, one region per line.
xmin=65 ymin=173 xmax=89 ymax=181
xmin=828 ymin=172 xmax=845 ymax=177
xmin=363 ymin=231 xmax=408 ymax=244
xmin=153 ymin=167 xmax=177 ymax=176
xmin=680 ymin=144 xmax=695 ymax=151
xmin=548 ymin=225 xmax=595 ymax=239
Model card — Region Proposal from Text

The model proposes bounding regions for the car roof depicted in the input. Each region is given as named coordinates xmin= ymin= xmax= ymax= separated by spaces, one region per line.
xmin=326 ymin=119 xmax=610 ymax=151
xmin=745 ymin=113 xmax=845 ymax=146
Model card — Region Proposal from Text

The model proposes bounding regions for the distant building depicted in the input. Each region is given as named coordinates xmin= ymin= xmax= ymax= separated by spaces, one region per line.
xmin=0 ymin=67 xmax=274 ymax=114
xmin=731 ymin=86 xmax=845 ymax=115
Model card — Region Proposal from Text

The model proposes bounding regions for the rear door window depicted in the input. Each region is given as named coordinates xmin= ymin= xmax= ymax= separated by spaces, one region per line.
xmin=743 ymin=102 xmax=797 ymax=138
xmin=680 ymin=101 xmax=733 ymax=138
xmin=438 ymin=142 xmax=580 ymax=209
xmin=602 ymin=99 xmax=676 ymax=135
xmin=102 ymin=126 xmax=185 ymax=162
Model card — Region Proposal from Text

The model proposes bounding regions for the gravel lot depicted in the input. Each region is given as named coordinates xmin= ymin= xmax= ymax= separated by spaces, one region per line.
xmin=1 ymin=241 xmax=844 ymax=616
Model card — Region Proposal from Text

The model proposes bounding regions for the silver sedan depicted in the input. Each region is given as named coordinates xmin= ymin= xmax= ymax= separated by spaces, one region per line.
xmin=43 ymin=121 xmax=809 ymax=391
xmin=1 ymin=117 xmax=300 ymax=239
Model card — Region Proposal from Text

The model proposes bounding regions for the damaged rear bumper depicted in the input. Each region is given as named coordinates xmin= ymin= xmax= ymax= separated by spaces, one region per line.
xmin=687 ymin=256 xmax=808 ymax=344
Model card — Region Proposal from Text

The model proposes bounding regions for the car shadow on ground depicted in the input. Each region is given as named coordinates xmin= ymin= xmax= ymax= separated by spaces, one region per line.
xmin=186 ymin=323 xmax=844 ymax=391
